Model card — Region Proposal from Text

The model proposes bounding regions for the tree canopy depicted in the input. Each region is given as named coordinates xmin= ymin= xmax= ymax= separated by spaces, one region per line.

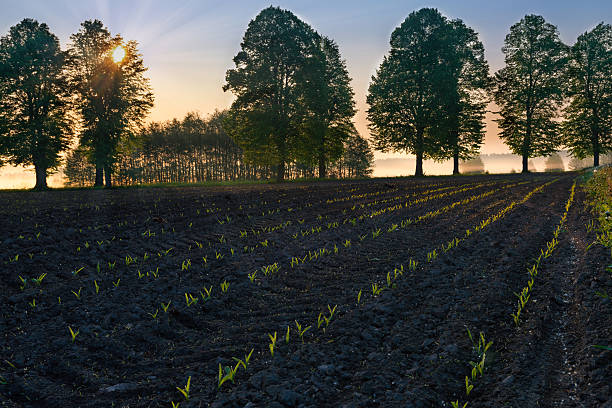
xmin=562 ymin=22 xmax=611 ymax=167
xmin=493 ymin=14 xmax=568 ymax=173
xmin=67 ymin=19 xmax=153 ymax=187
xmin=367 ymin=8 xmax=481 ymax=176
xmin=0 ymin=18 xmax=72 ymax=189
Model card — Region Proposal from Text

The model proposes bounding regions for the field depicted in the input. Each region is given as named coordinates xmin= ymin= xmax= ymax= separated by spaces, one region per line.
xmin=0 ymin=173 xmax=610 ymax=408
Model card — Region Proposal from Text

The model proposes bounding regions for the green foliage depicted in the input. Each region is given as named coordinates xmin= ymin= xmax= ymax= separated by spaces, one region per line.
xmin=368 ymin=8 xmax=470 ymax=176
xmin=0 ymin=18 xmax=73 ymax=189
xmin=67 ymin=19 xmax=153 ymax=187
xmin=224 ymin=7 xmax=318 ymax=181
xmin=296 ymin=36 xmax=356 ymax=177
xmin=493 ymin=15 xmax=568 ymax=172
xmin=562 ymin=23 xmax=612 ymax=166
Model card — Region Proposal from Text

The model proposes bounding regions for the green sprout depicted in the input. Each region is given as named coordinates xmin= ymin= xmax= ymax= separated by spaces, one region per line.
xmin=218 ymin=363 xmax=238 ymax=388
xmin=294 ymin=321 xmax=311 ymax=343
xmin=68 ymin=326 xmax=79 ymax=342
xmin=176 ymin=376 xmax=191 ymax=401
xmin=220 ymin=280 xmax=230 ymax=293
xmin=72 ymin=287 xmax=82 ymax=300
xmin=268 ymin=331 xmax=277 ymax=356
xmin=161 ymin=301 xmax=171 ymax=313
xmin=357 ymin=289 xmax=362 ymax=304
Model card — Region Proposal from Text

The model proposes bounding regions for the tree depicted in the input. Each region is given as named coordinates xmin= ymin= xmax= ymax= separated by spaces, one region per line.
xmin=224 ymin=7 xmax=318 ymax=181
xmin=367 ymin=8 xmax=453 ymax=176
xmin=562 ymin=23 xmax=611 ymax=167
xmin=338 ymin=130 xmax=374 ymax=178
xmin=68 ymin=20 xmax=153 ymax=187
xmin=433 ymin=19 xmax=490 ymax=174
xmin=298 ymin=36 xmax=356 ymax=178
xmin=544 ymin=152 xmax=565 ymax=172
xmin=0 ymin=19 xmax=72 ymax=189
xmin=493 ymin=15 xmax=568 ymax=173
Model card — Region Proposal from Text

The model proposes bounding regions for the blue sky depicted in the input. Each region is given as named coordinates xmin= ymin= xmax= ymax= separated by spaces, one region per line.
xmin=0 ymin=0 xmax=610 ymax=185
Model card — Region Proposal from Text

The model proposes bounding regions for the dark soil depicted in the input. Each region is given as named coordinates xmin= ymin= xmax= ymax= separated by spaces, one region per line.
xmin=0 ymin=173 xmax=609 ymax=407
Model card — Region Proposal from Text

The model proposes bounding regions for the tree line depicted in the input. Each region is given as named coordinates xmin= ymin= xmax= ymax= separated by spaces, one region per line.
xmin=63 ymin=110 xmax=373 ymax=186
xmin=366 ymin=9 xmax=610 ymax=175
xmin=0 ymin=8 xmax=610 ymax=188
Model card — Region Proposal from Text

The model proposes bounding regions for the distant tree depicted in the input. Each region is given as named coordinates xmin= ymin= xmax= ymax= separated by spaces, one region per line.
xmin=459 ymin=156 xmax=485 ymax=174
xmin=337 ymin=130 xmax=374 ymax=178
xmin=0 ymin=19 xmax=72 ymax=189
xmin=544 ymin=152 xmax=565 ymax=172
xmin=298 ymin=36 xmax=356 ymax=178
xmin=433 ymin=18 xmax=490 ymax=174
xmin=493 ymin=15 xmax=568 ymax=173
xmin=64 ymin=145 xmax=95 ymax=186
xmin=562 ymin=23 xmax=611 ymax=167
xmin=67 ymin=20 xmax=153 ymax=187
xmin=224 ymin=7 xmax=318 ymax=181
xmin=367 ymin=8 xmax=454 ymax=176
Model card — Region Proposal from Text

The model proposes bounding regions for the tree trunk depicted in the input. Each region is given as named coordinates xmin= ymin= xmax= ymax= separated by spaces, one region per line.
xmin=522 ymin=154 xmax=529 ymax=173
xmin=415 ymin=127 xmax=424 ymax=177
xmin=593 ymin=130 xmax=600 ymax=167
xmin=95 ymin=163 xmax=104 ymax=187
xmin=277 ymin=161 xmax=285 ymax=182
xmin=453 ymin=150 xmax=460 ymax=175
xmin=104 ymin=164 xmax=112 ymax=188
xmin=33 ymin=163 xmax=48 ymax=190
xmin=318 ymin=154 xmax=326 ymax=179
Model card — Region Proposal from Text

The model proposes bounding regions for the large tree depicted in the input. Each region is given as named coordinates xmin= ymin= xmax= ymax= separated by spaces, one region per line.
xmin=298 ymin=36 xmax=356 ymax=178
xmin=67 ymin=20 xmax=153 ymax=187
xmin=432 ymin=19 xmax=490 ymax=174
xmin=0 ymin=18 xmax=72 ymax=189
xmin=223 ymin=6 xmax=318 ymax=181
xmin=367 ymin=8 xmax=452 ymax=176
xmin=562 ymin=22 xmax=611 ymax=167
xmin=493 ymin=15 xmax=568 ymax=173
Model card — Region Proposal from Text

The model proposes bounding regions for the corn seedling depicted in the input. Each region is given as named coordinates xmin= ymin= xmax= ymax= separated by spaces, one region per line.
xmin=149 ymin=309 xmax=159 ymax=320
xmin=68 ymin=326 xmax=79 ymax=342
xmin=18 ymin=275 xmax=26 ymax=290
xmin=181 ymin=259 xmax=191 ymax=271
xmin=232 ymin=348 xmax=254 ymax=370
xmin=285 ymin=326 xmax=290 ymax=343
xmin=220 ymin=280 xmax=230 ymax=293
xmin=218 ymin=363 xmax=238 ymax=388
xmin=357 ymin=289 xmax=362 ymax=304
xmin=295 ymin=320 xmax=311 ymax=343
xmin=72 ymin=287 xmax=82 ymax=300
xmin=171 ymin=402 xmax=180 ymax=408
xmin=372 ymin=283 xmax=383 ymax=296
xmin=269 ymin=331 xmax=277 ymax=356
xmin=176 ymin=376 xmax=191 ymax=401
xmin=248 ymin=271 xmax=257 ymax=282
xmin=29 ymin=298 xmax=36 ymax=308
xmin=108 ymin=261 xmax=116 ymax=270
xmin=112 ymin=279 xmax=120 ymax=288
xmin=451 ymin=401 xmax=468 ymax=408
xmin=161 ymin=301 xmax=171 ymax=313
xmin=465 ymin=376 xmax=473 ymax=396
xmin=72 ymin=267 xmax=84 ymax=276
xmin=185 ymin=293 xmax=198 ymax=307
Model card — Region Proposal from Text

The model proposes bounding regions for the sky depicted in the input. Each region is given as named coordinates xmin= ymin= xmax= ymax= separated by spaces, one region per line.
xmin=0 ymin=0 xmax=610 ymax=187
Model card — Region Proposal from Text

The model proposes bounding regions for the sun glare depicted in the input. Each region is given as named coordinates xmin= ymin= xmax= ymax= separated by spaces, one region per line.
xmin=112 ymin=46 xmax=126 ymax=63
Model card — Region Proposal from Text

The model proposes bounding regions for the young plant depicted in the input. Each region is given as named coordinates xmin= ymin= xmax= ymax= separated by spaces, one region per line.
xmin=220 ymin=280 xmax=230 ymax=293
xmin=68 ymin=326 xmax=79 ymax=342
xmin=72 ymin=287 xmax=82 ymax=300
xmin=294 ymin=320 xmax=311 ymax=343
xmin=268 ymin=331 xmax=277 ymax=356
xmin=232 ymin=348 xmax=254 ymax=370
xmin=176 ymin=376 xmax=191 ymax=401
xmin=161 ymin=301 xmax=171 ymax=313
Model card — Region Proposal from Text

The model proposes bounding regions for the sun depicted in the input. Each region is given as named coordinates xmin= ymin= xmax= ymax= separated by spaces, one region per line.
xmin=112 ymin=46 xmax=126 ymax=63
